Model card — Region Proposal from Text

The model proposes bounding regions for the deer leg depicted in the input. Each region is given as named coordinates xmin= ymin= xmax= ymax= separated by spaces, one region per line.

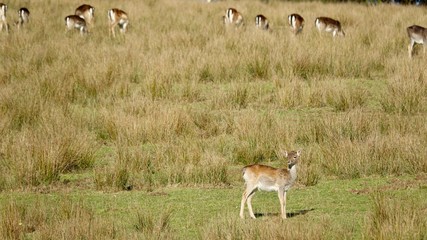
xmin=5 ymin=20 xmax=8 ymax=33
xmin=240 ymin=190 xmax=247 ymax=218
xmin=423 ymin=43 xmax=426 ymax=56
xmin=408 ymin=40 xmax=415 ymax=58
xmin=110 ymin=22 xmax=118 ymax=38
xmin=278 ymin=189 xmax=287 ymax=219
xmin=79 ymin=26 xmax=86 ymax=35
xmin=247 ymin=191 xmax=257 ymax=219
xmin=240 ymin=187 xmax=256 ymax=219
xmin=283 ymin=191 xmax=287 ymax=219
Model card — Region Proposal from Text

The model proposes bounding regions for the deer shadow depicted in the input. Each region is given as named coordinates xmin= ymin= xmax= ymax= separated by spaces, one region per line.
xmin=254 ymin=208 xmax=315 ymax=218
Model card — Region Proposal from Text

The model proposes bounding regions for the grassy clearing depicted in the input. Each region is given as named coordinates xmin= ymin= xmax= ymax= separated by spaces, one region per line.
xmin=1 ymin=0 xmax=427 ymax=238
xmin=1 ymin=175 xmax=426 ymax=239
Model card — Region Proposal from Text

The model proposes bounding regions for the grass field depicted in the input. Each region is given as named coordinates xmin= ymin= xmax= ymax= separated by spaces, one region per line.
xmin=1 ymin=0 xmax=427 ymax=239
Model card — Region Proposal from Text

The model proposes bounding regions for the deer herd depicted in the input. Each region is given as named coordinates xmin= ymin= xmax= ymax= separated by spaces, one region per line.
xmin=0 ymin=2 xmax=426 ymax=57
xmin=222 ymin=7 xmax=346 ymax=38
xmin=0 ymin=3 xmax=128 ymax=37
xmin=64 ymin=4 xmax=129 ymax=37
xmin=222 ymin=7 xmax=427 ymax=58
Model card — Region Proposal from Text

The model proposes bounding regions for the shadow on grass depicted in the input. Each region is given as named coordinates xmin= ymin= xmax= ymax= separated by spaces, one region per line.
xmin=254 ymin=208 xmax=315 ymax=218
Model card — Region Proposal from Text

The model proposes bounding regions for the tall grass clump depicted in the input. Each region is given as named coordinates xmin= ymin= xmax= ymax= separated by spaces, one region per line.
xmin=0 ymin=198 xmax=121 ymax=240
xmin=380 ymin=67 xmax=427 ymax=114
xmin=231 ymin=111 xmax=293 ymax=165
xmin=95 ymin=136 xmax=230 ymax=190
xmin=0 ymin=111 xmax=98 ymax=188
xmin=295 ymin=111 xmax=427 ymax=178
xmin=363 ymin=192 xmax=427 ymax=239
xmin=200 ymin=213 xmax=352 ymax=240
xmin=134 ymin=207 xmax=175 ymax=239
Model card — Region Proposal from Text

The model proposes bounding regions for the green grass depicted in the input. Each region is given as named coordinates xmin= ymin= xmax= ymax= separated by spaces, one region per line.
xmin=1 ymin=175 xmax=426 ymax=239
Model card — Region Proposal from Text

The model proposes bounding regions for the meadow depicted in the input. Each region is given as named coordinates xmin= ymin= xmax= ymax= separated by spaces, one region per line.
xmin=0 ymin=0 xmax=426 ymax=239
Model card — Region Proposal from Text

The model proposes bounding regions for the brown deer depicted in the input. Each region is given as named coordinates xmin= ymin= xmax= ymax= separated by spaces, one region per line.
xmin=223 ymin=8 xmax=243 ymax=27
xmin=240 ymin=150 xmax=302 ymax=219
xmin=65 ymin=15 xmax=87 ymax=35
xmin=17 ymin=7 xmax=30 ymax=29
xmin=407 ymin=25 xmax=427 ymax=58
xmin=255 ymin=14 xmax=269 ymax=31
xmin=315 ymin=17 xmax=345 ymax=37
xmin=288 ymin=13 xmax=304 ymax=35
xmin=0 ymin=3 xmax=9 ymax=33
xmin=108 ymin=8 xmax=129 ymax=38
xmin=75 ymin=4 xmax=95 ymax=27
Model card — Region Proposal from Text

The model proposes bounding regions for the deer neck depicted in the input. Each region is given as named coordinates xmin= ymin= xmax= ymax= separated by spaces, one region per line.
xmin=289 ymin=164 xmax=298 ymax=183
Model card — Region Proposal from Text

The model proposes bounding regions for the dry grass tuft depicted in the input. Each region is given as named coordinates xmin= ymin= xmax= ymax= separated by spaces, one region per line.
xmin=363 ymin=191 xmax=427 ymax=239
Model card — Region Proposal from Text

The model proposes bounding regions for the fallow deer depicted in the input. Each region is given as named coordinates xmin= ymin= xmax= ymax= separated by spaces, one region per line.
xmin=65 ymin=15 xmax=87 ymax=35
xmin=315 ymin=17 xmax=345 ymax=37
xmin=255 ymin=14 xmax=269 ymax=31
xmin=17 ymin=7 xmax=30 ymax=29
xmin=0 ymin=3 xmax=9 ymax=33
xmin=224 ymin=8 xmax=243 ymax=27
xmin=288 ymin=13 xmax=304 ymax=35
xmin=75 ymin=4 xmax=95 ymax=27
xmin=240 ymin=150 xmax=302 ymax=219
xmin=407 ymin=25 xmax=427 ymax=58
xmin=108 ymin=8 xmax=129 ymax=38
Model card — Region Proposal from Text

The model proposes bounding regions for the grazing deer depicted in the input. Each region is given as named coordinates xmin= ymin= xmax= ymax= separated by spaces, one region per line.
xmin=75 ymin=4 xmax=95 ymax=26
xmin=17 ymin=7 xmax=30 ymax=29
xmin=65 ymin=15 xmax=87 ymax=35
xmin=224 ymin=8 xmax=243 ymax=27
xmin=0 ymin=3 xmax=9 ymax=33
xmin=288 ymin=13 xmax=304 ymax=35
xmin=407 ymin=25 xmax=427 ymax=58
xmin=255 ymin=14 xmax=269 ymax=31
xmin=240 ymin=150 xmax=302 ymax=219
xmin=315 ymin=17 xmax=345 ymax=37
xmin=108 ymin=8 xmax=129 ymax=38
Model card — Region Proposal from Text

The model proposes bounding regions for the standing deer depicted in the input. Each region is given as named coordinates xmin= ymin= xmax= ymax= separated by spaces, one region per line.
xmin=407 ymin=25 xmax=427 ymax=58
xmin=17 ymin=7 xmax=30 ymax=29
xmin=223 ymin=8 xmax=243 ymax=27
xmin=240 ymin=150 xmax=302 ymax=219
xmin=255 ymin=14 xmax=269 ymax=31
xmin=75 ymin=4 xmax=95 ymax=27
xmin=65 ymin=15 xmax=87 ymax=35
xmin=108 ymin=8 xmax=129 ymax=38
xmin=315 ymin=17 xmax=345 ymax=37
xmin=0 ymin=3 xmax=9 ymax=33
xmin=288 ymin=13 xmax=304 ymax=35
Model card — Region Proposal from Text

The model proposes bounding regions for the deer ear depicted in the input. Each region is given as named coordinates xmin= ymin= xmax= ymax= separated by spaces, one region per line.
xmin=297 ymin=150 xmax=302 ymax=156
xmin=280 ymin=150 xmax=288 ymax=158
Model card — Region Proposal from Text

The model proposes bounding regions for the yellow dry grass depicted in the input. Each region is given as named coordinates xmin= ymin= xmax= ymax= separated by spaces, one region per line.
xmin=0 ymin=0 xmax=426 ymax=191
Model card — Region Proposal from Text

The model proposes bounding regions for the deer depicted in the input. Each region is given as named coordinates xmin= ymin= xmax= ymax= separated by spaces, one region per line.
xmin=255 ymin=14 xmax=269 ymax=31
xmin=108 ymin=8 xmax=129 ymax=38
xmin=16 ymin=7 xmax=30 ymax=29
xmin=240 ymin=149 xmax=302 ymax=219
xmin=223 ymin=8 xmax=243 ymax=27
xmin=288 ymin=13 xmax=304 ymax=35
xmin=315 ymin=17 xmax=345 ymax=37
xmin=407 ymin=25 xmax=427 ymax=58
xmin=65 ymin=15 xmax=87 ymax=35
xmin=75 ymin=4 xmax=95 ymax=27
xmin=0 ymin=3 xmax=9 ymax=33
